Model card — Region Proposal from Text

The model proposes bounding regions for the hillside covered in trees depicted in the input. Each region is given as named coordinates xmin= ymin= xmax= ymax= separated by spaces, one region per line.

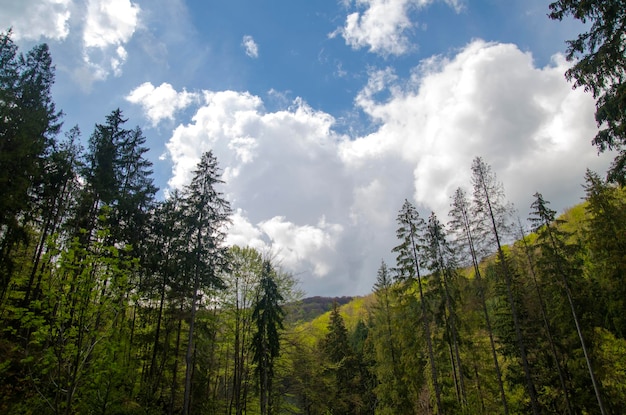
xmin=2 ymin=0 xmax=626 ymax=411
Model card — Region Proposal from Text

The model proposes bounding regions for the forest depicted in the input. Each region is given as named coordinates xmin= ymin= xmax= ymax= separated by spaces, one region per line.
xmin=1 ymin=1 xmax=626 ymax=413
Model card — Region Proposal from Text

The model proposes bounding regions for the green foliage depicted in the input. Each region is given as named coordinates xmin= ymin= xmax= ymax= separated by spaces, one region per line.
xmin=549 ymin=0 xmax=626 ymax=183
xmin=2 ymin=28 xmax=626 ymax=415
xmin=252 ymin=261 xmax=285 ymax=415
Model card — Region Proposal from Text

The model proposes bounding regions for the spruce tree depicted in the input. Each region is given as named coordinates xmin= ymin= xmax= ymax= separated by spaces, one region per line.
xmin=181 ymin=151 xmax=231 ymax=415
xmin=471 ymin=157 xmax=539 ymax=414
xmin=0 ymin=31 xmax=62 ymax=302
xmin=449 ymin=187 xmax=508 ymax=414
xmin=530 ymin=191 xmax=606 ymax=415
xmin=251 ymin=260 xmax=285 ymax=415
xmin=425 ymin=212 xmax=466 ymax=410
xmin=393 ymin=199 xmax=443 ymax=414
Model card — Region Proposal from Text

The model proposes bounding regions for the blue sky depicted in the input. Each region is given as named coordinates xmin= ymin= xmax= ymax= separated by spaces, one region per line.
xmin=1 ymin=0 xmax=613 ymax=296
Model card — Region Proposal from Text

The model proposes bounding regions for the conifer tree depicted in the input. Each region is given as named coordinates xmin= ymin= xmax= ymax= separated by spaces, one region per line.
xmin=515 ymin=217 xmax=573 ymax=414
xmin=181 ymin=151 xmax=231 ymax=415
xmin=530 ymin=191 xmax=606 ymax=415
xmin=370 ymin=260 xmax=413 ymax=413
xmin=425 ymin=212 xmax=466 ymax=409
xmin=321 ymin=301 xmax=366 ymax=414
xmin=471 ymin=157 xmax=539 ymax=414
xmin=393 ymin=199 xmax=443 ymax=414
xmin=449 ymin=187 xmax=508 ymax=414
xmin=549 ymin=0 xmax=626 ymax=183
xmin=252 ymin=260 xmax=285 ymax=415
xmin=583 ymin=170 xmax=626 ymax=337
xmin=0 ymin=31 xmax=62 ymax=302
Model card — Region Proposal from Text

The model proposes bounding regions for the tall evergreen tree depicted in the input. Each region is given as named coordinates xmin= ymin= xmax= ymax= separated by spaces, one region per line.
xmin=471 ymin=157 xmax=540 ymax=415
xmin=181 ymin=151 xmax=231 ymax=415
xmin=393 ymin=199 xmax=443 ymax=414
xmin=530 ymin=191 xmax=607 ymax=415
xmin=424 ymin=212 xmax=466 ymax=410
xmin=515 ymin=217 xmax=573 ymax=415
xmin=321 ymin=301 xmax=359 ymax=414
xmin=370 ymin=260 xmax=413 ymax=413
xmin=0 ymin=31 xmax=62 ymax=301
xmin=73 ymin=109 xmax=156 ymax=247
xmin=251 ymin=260 xmax=285 ymax=415
xmin=449 ymin=187 xmax=508 ymax=414
xmin=583 ymin=170 xmax=626 ymax=337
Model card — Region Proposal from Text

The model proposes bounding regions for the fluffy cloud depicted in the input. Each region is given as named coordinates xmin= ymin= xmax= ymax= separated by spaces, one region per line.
xmin=0 ymin=0 xmax=140 ymax=86
xmin=347 ymin=40 xmax=611 ymax=219
xmin=336 ymin=0 xmax=463 ymax=56
xmin=82 ymin=0 xmax=140 ymax=80
xmin=83 ymin=0 xmax=139 ymax=48
xmin=0 ymin=0 xmax=72 ymax=41
xmin=131 ymin=40 xmax=610 ymax=296
xmin=126 ymin=82 xmax=200 ymax=126
xmin=242 ymin=35 xmax=259 ymax=58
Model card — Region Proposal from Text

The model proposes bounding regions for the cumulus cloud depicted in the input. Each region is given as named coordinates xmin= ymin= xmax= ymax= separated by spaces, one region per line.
xmin=346 ymin=40 xmax=611 ymax=220
xmin=130 ymin=40 xmax=610 ymax=296
xmin=83 ymin=0 xmax=139 ymax=48
xmin=0 ymin=0 xmax=72 ymax=41
xmin=335 ymin=0 xmax=463 ymax=56
xmin=82 ymin=0 xmax=140 ymax=80
xmin=0 ymin=0 xmax=141 ymax=87
xmin=125 ymin=82 xmax=200 ymax=126
xmin=242 ymin=35 xmax=259 ymax=58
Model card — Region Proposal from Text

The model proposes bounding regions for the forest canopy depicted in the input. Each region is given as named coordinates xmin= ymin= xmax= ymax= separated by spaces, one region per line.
xmin=1 ymin=12 xmax=626 ymax=414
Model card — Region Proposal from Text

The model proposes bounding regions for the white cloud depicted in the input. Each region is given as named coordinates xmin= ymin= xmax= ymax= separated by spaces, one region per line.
xmin=125 ymin=82 xmax=200 ymax=126
xmin=259 ymin=216 xmax=343 ymax=277
xmin=0 ymin=0 xmax=72 ymax=41
xmin=83 ymin=0 xmax=139 ymax=48
xmin=344 ymin=40 xmax=611 ymax=220
xmin=81 ymin=0 xmax=140 ymax=81
xmin=335 ymin=0 xmax=463 ymax=56
xmin=130 ymin=40 xmax=610 ymax=296
xmin=242 ymin=35 xmax=259 ymax=58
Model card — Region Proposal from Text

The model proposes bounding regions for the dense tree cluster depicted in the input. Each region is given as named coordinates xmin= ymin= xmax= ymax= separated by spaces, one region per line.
xmin=2 ymin=5 xmax=626 ymax=411
xmin=350 ymin=158 xmax=626 ymax=414
xmin=0 ymin=33 xmax=298 ymax=415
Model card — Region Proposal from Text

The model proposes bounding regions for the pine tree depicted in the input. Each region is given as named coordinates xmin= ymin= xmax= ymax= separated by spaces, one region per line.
xmin=321 ymin=301 xmax=360 ymax=414
xmin=471 ymin=157 xmax=539 ymax=414
xmin=0 ymin=31 xmax=62 ymax=303
xmin=424 ymin=212 xmax=466 ymax=410
xmin=583 ymin=170 xmax=626 ymax=337
xmin=251 ymin=261 xmax=285 ymax=415
xmin=393 ymin=199 xmax=443 ymax=414
xmin=181 ymin=151 xmax=231 ymax=415
xmin=370 ymin=260 xmax=413 ymax=413
xmin=449 ymin=187 xmax=508 ymax=414
xmin=515 ymin=217 xmax=573 ymax=414
xmin=530 ymin=191 xmax=607 ymax=414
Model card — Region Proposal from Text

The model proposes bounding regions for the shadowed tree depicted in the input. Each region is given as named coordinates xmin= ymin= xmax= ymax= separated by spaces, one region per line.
xmin=515 ymin=216 xmax=573 ymax=415
xmin=530 ymin=191 xmax=607 ymax=415
xmin=0 ymin=31 xmax=62 ymax=303
xmin=252 ymin=260 xmax=285 ymax=415
xmin=549 ymin=0 xmax=626 ymax=183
